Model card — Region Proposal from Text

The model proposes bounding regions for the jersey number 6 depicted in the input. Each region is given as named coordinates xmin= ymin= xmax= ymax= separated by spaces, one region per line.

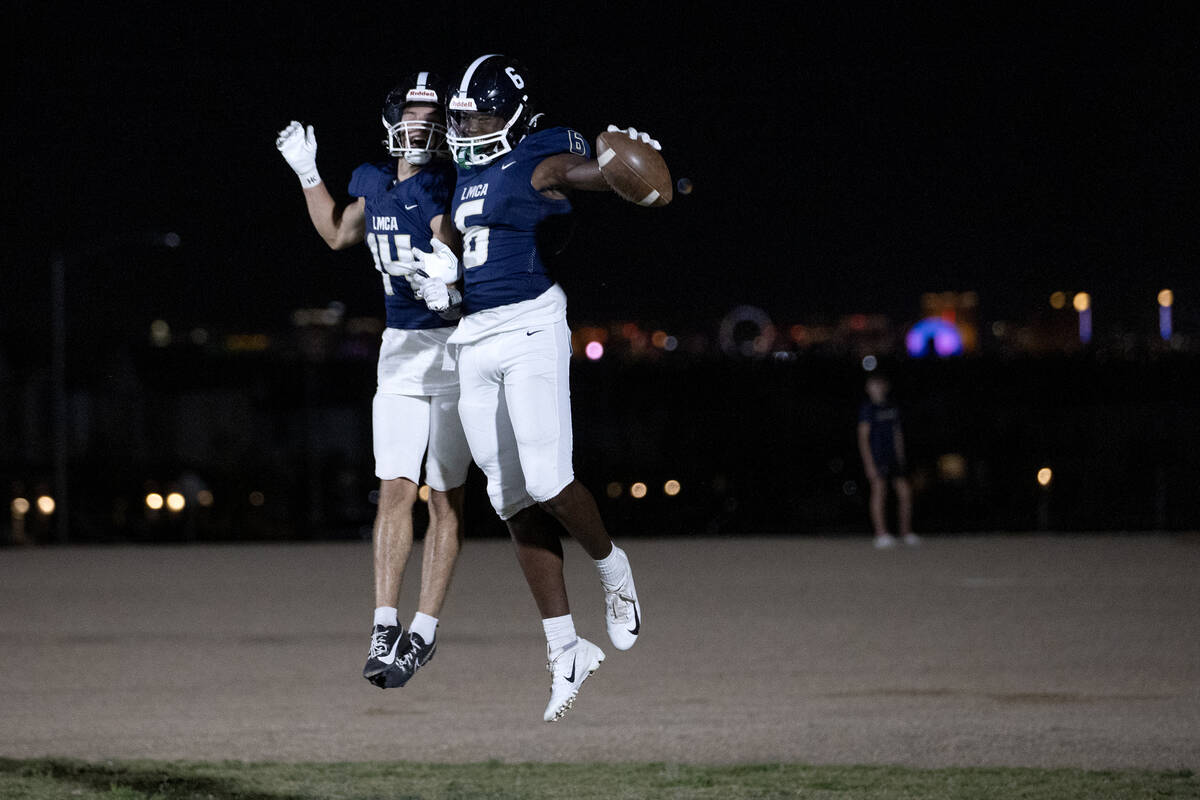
xmin=455 ymin=199 xmax=489 ymax=269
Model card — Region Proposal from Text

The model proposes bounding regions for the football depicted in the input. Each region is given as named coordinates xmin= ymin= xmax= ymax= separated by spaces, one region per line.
xmin=596 ymin=131 xmax=673 ymax=207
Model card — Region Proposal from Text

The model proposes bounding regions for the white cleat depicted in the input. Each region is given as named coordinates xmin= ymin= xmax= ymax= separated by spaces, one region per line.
xmin=543 ymin=637 xmax=605 ymax=722
xmin=903 ymin=532 xmax=922 ymax=547
xmin=874 ymin=533 xmax=897 ymax=549
xmin=603 ymin=566 xmax=642 ymax=651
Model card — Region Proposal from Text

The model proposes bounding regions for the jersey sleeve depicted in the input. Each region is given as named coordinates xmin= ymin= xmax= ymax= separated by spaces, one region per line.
xmin=520 ymin=127 xmax=592 ymax=161
xmin=858 ymin=402 xmax=873 ymax=424
xmin=348 ymin=162 xmax=387 ymax=198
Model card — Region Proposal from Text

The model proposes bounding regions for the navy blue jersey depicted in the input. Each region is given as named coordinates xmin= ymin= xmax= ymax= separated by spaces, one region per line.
xmin=859 ymin=401 xmax=901 ymax=463
xmin=348 ymin=160 xmax=456 ymax=330
xmin=451 ymin=127 xmax=591 ymax=314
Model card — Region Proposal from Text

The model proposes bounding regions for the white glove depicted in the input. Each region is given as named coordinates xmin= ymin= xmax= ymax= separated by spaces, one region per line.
xmin=276 ymin=120 xmax=322 ymax=188
xmin=411 ymin=238 xmax=461 ymax=284
xmin=414 ymin=275 xmax=462 ymax=313
xmin=606 ymin=124 xmax=661 ymax=151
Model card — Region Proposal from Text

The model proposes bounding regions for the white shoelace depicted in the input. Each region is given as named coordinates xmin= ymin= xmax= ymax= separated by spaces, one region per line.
xmin=606 ymin=591 xmax=635 ymax=625
xmin=369 ymin=629 xmax=391 ymax=658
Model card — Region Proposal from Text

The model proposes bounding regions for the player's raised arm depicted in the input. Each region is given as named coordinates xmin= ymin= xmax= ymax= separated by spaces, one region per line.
xmin=276 ymin=121 xmax=366 ymax=250
xmin=532 ymin=125 xmax=666 ymax=201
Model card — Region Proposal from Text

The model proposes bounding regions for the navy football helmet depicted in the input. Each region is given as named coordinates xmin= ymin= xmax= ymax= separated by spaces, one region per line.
xmin=381 ymin=72 xmax=448 ymax=165
xmin=447 ymin=55 xmax=535 ymax=167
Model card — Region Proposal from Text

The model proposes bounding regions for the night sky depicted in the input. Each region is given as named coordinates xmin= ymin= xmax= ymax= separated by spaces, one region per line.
xmin=5 ymin=4 xmax=1198 ymax=345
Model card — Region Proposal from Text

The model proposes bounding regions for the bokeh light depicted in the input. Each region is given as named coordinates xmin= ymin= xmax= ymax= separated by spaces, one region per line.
xmin=664 ymin=480 xmax=681 ymax=496
xmin=1158 ymin=289 xmax=1174 ymax=308
xmin=630 ymin=482 xmax=648 ymax=499
xmin=585 ymin=341 xmax=604 ymax=360
xmin=249 ymin=491 xmax=265 ymax=507
xmin=37 ymin=496 xmax=55 ymax=515
xmin=11 ymin=497 xmax=30 ymax=516
xmin=418 ymin=485 xmax=431 ymax=502
xmin=166 ymin=492 xmax=185 ymax=512
xmin=1049 ymin=291 xmax=1067 ymax=310
xmin=150 ymin=319 xmax=171 ymax=347
xmin=1037 ymin=467 xmax=1053 ymax=487
xmin=605 ymin=482 xmax=623 ymax=499
xmin=145 ymin=492 xmax=164 ymax=510
xmin=1073 ymin=292 xmax=1090 ymax=312
xmin=196 ymin=490 xmax=214 ymax=507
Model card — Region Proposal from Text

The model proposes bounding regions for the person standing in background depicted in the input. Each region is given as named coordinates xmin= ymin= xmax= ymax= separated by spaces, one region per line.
xmin=857 ymin=374 xmax=919 ymax=549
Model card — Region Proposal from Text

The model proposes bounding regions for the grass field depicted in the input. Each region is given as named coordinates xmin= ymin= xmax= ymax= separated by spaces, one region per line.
xmin=1 ymin=759 xmax=1197 ymax=800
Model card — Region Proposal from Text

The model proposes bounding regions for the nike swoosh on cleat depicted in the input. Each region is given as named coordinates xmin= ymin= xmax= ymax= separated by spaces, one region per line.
xmin=565 ymin=656 xmax=576 ymax=683
xmin=378 ymin=637 xmax=403 ymax=665
xmin=628 ymin=603 xmax=640 ymax=636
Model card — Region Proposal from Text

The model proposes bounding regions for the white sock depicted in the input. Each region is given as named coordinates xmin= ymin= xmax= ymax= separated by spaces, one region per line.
xmin=595 ymin=544 xmax=629 ymax=589
xmin=543 ymin=614 xmax=577 ymax=656
xmin=409 ymin=612 xmax=438 ymax=643
xmin=374 ymin=606 xmax=398 ymax=628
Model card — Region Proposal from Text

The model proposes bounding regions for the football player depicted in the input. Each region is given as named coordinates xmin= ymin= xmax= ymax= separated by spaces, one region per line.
xmin=424 ymin=54 xmax=656 ymax=721
xmin=275 ymin=72 xmax=472 ymax=689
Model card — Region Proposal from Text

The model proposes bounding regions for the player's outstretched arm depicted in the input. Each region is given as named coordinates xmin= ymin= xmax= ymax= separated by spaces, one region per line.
xmin=532 ymin=125 xmax=662 ymax=195
xmin=275 ymin=121 xmax=365 ymax=250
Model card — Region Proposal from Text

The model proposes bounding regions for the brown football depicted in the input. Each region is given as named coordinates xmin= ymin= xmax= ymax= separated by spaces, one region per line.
xmin=596 ymin=130 xmax=673 ymax=207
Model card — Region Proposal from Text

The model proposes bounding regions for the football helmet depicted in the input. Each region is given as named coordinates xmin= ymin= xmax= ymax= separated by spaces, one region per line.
xmin=447 ymin=55 xmax=535 ymax=167
xmin=381 ymin=72 xmax=448 ymax=165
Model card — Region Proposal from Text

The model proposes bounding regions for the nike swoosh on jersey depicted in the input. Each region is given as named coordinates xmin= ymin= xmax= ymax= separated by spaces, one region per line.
xmin=500 ymin=161 xmax=516 ymax=170
xmin=405 ymin=203 xmax=419 ymax=210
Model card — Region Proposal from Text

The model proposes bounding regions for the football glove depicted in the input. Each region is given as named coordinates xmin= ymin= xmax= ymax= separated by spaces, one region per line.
xmin=414 ymin=274 xmax=462 ymax=314
xmin=410 ymin=238 xmax=461 ymax=284
xmin=606 ymin=124 xmax=661 ymax=151
xmin=276 ymin=120 xmax=322 ymax=188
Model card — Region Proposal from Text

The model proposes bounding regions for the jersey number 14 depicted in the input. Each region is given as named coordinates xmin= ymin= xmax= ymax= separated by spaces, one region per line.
xmin=365 ymin=232 xmax=422 ymax=296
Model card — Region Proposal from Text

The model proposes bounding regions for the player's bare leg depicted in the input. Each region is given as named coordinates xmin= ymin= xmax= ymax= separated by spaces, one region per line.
xmin=541 ymin=479 xmax=641 ymax=651
xmin=375 ymin=484 xmax=465 ymax=689
xmin=364 ymin=477 xmax=418 ymax=684
xmin=417 ymin=486 xmax=465 ymax=617
xmin=538 ymin=479 xmax=612 ymax=559
xmin=506 ymin=504 xmax=569 ymax=618
xmin=507 ymin=503 xmax=607 ymax=721
xmin=373 ymin=478 xmax=419 ymax=606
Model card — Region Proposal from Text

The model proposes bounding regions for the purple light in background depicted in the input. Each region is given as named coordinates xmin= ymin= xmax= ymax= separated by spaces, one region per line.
xmin=585 ymin=341 xmax=604 ymax=360
xmin=933 ymin=328 xmax=961 ymax=356
xmin=1079 ymin=308 xmax=1092 ymax=344
xmin=1160 ymin=306 xmax=1172 ymax=341
xmin=905 ymin=328 xmax=926 ymax=356
xmin=906 ymin=317 xmax=963 ymax=357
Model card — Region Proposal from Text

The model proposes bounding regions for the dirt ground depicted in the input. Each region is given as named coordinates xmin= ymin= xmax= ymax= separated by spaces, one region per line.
xmin=1 ymin=535 xmax=1197 ymax=768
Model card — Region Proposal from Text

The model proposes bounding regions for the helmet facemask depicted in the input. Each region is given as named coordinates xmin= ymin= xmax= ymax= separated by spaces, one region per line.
xmin=382 ymin=115 xmax=447 ymax=165
xmin=446 ymin=102 xmax=527 ymax=167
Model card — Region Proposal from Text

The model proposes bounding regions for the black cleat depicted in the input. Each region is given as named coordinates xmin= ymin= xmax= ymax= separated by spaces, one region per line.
xmin=377 ymin=632 xmax=436 ymax=688
xmin=363 ymin=624 xmax=406 ymax=685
